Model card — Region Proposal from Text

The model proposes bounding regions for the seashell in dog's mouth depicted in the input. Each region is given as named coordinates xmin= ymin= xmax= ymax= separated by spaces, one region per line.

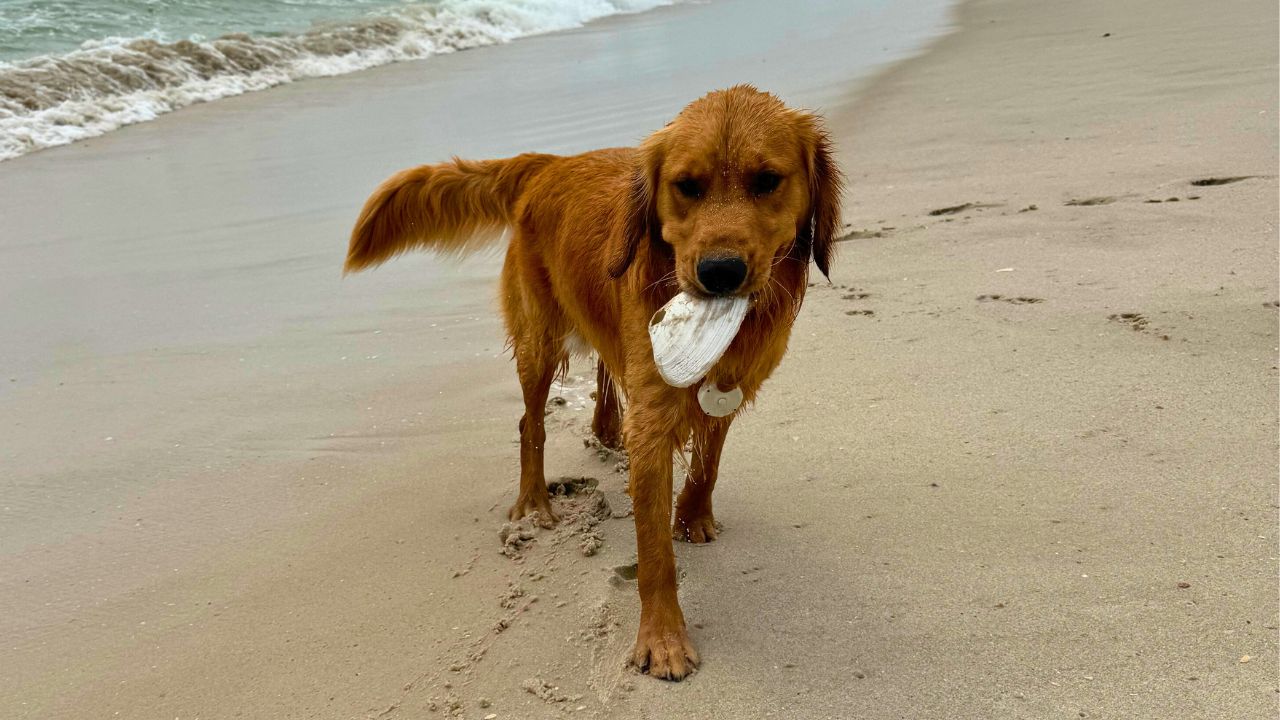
xmin=648 ymin=292 xmax=750 ymax=388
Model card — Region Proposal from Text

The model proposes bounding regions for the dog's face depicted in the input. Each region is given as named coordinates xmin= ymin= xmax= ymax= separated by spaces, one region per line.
xmin=611 ymin=85 xmax=843 ymax=297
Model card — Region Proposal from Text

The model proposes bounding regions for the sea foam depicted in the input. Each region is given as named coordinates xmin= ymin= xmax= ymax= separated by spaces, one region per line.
xmin=0 ymin=0 xmax=671 ymax=162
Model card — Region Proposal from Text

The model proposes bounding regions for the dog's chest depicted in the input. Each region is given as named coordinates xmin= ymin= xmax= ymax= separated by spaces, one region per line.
xmin=711 ymin=309 xmax=797 ymax=392
xmin=561 ymin=330 xmax=595 ymax=359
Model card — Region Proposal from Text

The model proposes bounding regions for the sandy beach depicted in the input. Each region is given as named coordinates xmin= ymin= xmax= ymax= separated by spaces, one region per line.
xmin=1 ymin=0 xmax=1276 ymax=718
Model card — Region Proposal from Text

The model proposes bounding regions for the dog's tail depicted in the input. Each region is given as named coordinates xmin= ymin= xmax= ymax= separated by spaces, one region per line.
xmin=344 ymin=153 xmax=556 ymax=273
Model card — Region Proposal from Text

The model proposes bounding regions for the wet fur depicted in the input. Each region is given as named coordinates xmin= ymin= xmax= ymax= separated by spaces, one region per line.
xmin=345 ymin=85 xmax=843 ymax=680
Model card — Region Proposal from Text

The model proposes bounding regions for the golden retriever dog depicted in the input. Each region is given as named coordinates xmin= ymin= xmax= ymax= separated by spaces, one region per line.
xmin=344 ymin=85 xmax=842 ymax=680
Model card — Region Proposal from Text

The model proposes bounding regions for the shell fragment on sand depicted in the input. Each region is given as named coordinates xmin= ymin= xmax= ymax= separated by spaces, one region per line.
xmin=648 ymin=291 xmax=750 ymax=388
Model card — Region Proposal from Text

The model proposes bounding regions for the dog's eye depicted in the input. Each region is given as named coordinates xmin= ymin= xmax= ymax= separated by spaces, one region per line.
xmin=750 ymin=171 xmax=783 ymax=196
xmin=674 ymin=178 xmax=704 ymax=199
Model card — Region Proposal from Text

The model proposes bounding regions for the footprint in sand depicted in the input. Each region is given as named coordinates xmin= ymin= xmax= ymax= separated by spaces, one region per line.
xmin=841 ymin=228 xmax=886 ymax=239
xmin=1065 ymin=196 xmax=1115 ymax=206
xmin=1108 ymin=312 xmax=1173 ymax=341
xmin=837 ymin=289 xmax=876 ymax=317
xmin=836 ymin=222 xmax=896 ymax=241
xmin=1135 ymin=174 xmax=1257 ymax=203
xmin=607 ymin=563 xmax=636 ymax=590
xmin=547 ymin=476 xmax=597 ymax=496
xmin=977 ymin=294 xmax=1044 ymax=305
xmin=608 ymin=561 xmax=689 ymax=588
xmin=1109 ymin=312 xmax=1149 ymax=330
xmin=612 ymin=563 xmax=638 ymax=581
xmin=1190 ymin=176 xmax=1254 ymax=186
xmin=928 ymin=201 xmax=1002 ymax=216
xmin=500 ymin=477 xmax=611 ymax=558
xmin=520 ymin=677 xmax=573 ymax=704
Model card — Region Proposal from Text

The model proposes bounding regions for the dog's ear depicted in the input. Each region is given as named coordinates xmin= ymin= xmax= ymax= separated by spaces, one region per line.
xmin=797 ymin=115 xmax=844 ymax=279
xmin=608 ymin=135 xmax=664 ymax=278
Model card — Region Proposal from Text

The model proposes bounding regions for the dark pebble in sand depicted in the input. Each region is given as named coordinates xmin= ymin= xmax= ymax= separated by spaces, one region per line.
xmin=1177 ymin=582 xmax=1191 ymax=589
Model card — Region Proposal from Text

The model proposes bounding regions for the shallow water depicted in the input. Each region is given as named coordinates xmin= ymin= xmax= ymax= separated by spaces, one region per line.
xmin=0 ymin=0 xmax=674 ymax=160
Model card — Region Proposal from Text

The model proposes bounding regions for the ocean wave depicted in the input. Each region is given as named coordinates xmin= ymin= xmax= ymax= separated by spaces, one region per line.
xmin=0 ymin=0 xmax=671 ymax=162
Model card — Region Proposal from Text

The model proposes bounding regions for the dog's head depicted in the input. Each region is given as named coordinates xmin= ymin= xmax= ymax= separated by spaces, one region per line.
xmin=609 ymin=85 xmax=843 ymax=296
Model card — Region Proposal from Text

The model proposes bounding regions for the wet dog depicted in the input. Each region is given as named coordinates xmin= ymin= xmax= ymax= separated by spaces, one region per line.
xmin=344 ymin=85 xmax=843 ymax=679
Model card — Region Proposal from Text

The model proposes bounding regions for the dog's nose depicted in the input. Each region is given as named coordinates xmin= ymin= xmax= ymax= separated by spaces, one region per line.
xmin=696 ymin=256 xmax=748 ymax=295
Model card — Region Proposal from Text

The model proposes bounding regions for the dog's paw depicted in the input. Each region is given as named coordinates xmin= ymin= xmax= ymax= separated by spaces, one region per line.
xmin=632 ymin=619 xmax=699 ymax=681
xmin=673 ymin=510 xmax=719 ymax=543
xmin=508 ymin=492 xmax=559 ymax=528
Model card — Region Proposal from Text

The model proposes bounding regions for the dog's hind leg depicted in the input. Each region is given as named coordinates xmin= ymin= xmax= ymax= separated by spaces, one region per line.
xmin=508 ymin=335 xmax=562 ymax=527
xmin=590 ymin=360 xmax=624 ymax=450
xmin=674 ymin=416 xmax=731 ymax=543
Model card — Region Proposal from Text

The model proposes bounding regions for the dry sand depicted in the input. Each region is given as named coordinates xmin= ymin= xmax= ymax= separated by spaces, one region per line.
xmin=1 ymin=0 xmax=1277 ymax=718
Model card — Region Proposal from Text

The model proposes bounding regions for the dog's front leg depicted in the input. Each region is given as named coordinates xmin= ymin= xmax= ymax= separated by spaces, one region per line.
xmin=625 ymin=384 xmax=699 ymax=680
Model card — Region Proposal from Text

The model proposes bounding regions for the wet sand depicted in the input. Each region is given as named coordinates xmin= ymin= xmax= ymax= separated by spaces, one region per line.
xmin=2 ymin=0 xmax=1276 ymax=718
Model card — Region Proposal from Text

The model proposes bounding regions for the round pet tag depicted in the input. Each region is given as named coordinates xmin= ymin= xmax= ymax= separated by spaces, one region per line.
xmin=697 ymin=382 xmax=743 ymax=417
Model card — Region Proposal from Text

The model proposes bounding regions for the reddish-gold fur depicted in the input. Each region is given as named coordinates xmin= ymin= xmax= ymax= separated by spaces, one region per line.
xmin=345 ymin=86 xmax=843 ymax=680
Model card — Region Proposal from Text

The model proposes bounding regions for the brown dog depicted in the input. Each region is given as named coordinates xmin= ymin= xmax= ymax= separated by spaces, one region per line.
xmin=344 ymin=85 xmax=842 ymax=680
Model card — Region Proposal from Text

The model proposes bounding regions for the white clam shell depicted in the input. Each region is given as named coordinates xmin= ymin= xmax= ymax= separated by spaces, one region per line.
xmin=648 ymin=292 xmax=749 ymax=388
